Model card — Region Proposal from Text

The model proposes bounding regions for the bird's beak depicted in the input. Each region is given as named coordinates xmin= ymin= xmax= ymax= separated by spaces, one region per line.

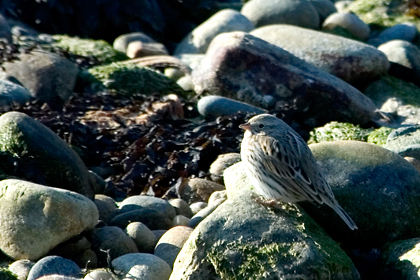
xmin=239 ymin=122 xmax=251 ymax=131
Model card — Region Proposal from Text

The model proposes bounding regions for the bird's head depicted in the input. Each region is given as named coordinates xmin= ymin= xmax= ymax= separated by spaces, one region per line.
xmin=239 ymin=114 xmax=282 ymax=136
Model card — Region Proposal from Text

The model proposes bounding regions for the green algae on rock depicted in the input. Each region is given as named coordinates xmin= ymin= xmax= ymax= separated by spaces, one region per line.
xmin=308 ymin=121 xmax=373 ymax=144
xmin=52 ymin=35 xmax=128 ymax=65
xmin=367 ymin=126 xmax=395 ymax=146
xmin=86 ymin=62 xmax=188 ymax=98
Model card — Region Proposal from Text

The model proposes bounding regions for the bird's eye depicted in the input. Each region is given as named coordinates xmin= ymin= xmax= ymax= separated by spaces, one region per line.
xmin=258 ymin=124 xmax=264 ymax=128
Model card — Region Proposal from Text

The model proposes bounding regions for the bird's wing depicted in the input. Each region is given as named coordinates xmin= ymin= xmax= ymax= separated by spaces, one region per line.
xmin=256 ymin=133 xmax=324 ymax=203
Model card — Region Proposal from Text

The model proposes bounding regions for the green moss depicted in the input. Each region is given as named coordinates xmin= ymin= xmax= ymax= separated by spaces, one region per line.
xmin=367 ymin=127 xmax=395 ymax=146
xmin=0 ymin=269 xmax=18 ymax=280
xmin=52 ymin=35 xmax=128 ymax=65
xmin=308 ymin=122 xmax=373 ymax=144
xmin=347 ymin=0 xmax=420 ymax=30
xmin=364 ymin=75 xmax=420 ymax=107
xmin=87 ymin=62 xmax=188 ymax=98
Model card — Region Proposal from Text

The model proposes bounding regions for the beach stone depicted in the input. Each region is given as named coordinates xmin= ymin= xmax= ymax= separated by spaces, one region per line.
xmin=378 ymin=40 xmax=420 ymax=83
xmin=379 ymin=238 xmax=420 ymax=279
xmin=0 ymin=51 xmax=79 ymax=105
xmin=125 ymin=222 xmax=158 ymax=253
xmin=197 ymin=95 xmax=266 ymax=119
xmin=308 ymin=0 xmax=337 ymax=22
xmin=9 ymin=260 xmax=35 ymax=280
xmin=188 ymin=191 xmax=227 ymax=228
xmin=84 ymin=269 xmax=115 ymax=280
xmin=251 ymin=24 xmax=387 ymax=86
xmin=0 ymin=179 xmax=98 ymax=261
xmin=88 ymin=226 xmax=138 ymax=266
xmin=113 ymin=32 xmax=156 ymax=53
xmin=169 ymin=198 xmax=193 ymax=218
xmin=178 ymin=178 xmax=225 ymax=204
xmin=189 ymin=202 xmax=208 ymax=216
xmin=241 ymin=0 xmax=320 ymax=29
xmin=154 ymin=226 xmax=194 ymax=268
xmin=174 ymin=9 xmax=254 ymax=55
xmin=209 ymin=152 xmax=242 ymax=184
xmin=174 ymin=54 xmax=205 ymax=72
xmin=322 ymin=12 xmax=370 ymax=40
xmin=94 ymin=194 xmax=118 ymax=224
xmin=307 ymin=141 xmax=420 ymax=247
xmin=370 ymin=23 xmax=418 ymax=46
xmin=0 ymin=79 xmax=32 ymax=106
xmin=192 ymin=32 xmax=386 ymax=128
xmin=170 ymin=189 xmax=359 ymax=280
xmin=35 ymin=275 xmax=82 ymax=280
xmin=112 ymin=253 xmax=171 ymax=280
xmin=27 ymin=256 xmax=81 ymax=280
xmin=119 ymin=195 xmax=176 ymax=220
xmin=384 ymin=125 xmax=420 ymax=161
xmin=0 ymin=111 xmax=95 ymax=199
xmin=172 ymin=215 xmax=190 ymax=226
xmin=126 ymin=41 xmax=168 ymax=58
xmin=110 ymin=208 xmax=173 ymax=230
xmin=405 ymin=157 xmax=420 ymax=173
xmin=152 ymin=230 xmax=167 ymax=242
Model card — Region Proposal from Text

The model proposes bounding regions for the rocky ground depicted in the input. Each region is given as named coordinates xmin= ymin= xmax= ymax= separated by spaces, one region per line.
xmin=2 ymin=0 xmax=420 ymax=279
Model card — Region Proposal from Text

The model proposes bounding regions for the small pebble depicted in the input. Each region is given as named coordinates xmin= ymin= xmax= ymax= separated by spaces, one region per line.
xmin=189 ymin=202 xmax=208 ymax=215
xmin=125 ymin=222 xmax=158 ymax=253
xmin=9 ymin=260 xmax=35 ymax=280
xmin=172 ymin=215 xmax=190 ymax=226
xmin=169 ymin=198 xmax=193 ymax=218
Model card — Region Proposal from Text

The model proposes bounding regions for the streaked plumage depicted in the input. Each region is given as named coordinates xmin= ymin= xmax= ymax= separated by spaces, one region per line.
xmin=240 ymin=114 xmax=357 ymax=230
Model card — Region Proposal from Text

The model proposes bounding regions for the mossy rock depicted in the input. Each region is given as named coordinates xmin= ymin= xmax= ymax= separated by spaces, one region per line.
xmin=86 ymin=62 xmax=188 ymax=98
xmin=0 ymin=269 xmax=18 ymax=280
xmin=308 ymin=121 xmax=373 ymax=144
xmin=367 ymin=127 xmax=395 ymax=146
xmin=52 ymin=35 xmax=128 ymax=65
xmin=363 ymin=75 xmax=420 ymax=108
xmin=346 ymin=0 xmax=420 ymax=30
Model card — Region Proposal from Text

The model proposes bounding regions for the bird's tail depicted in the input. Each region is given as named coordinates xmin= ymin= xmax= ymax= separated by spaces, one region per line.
xmin=333 ymin=204 xmax=358 ymax=230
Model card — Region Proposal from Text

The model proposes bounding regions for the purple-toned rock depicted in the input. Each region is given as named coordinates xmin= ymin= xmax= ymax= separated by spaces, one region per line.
xmin=251 ymin=24 xmax=388 ymax=86
xmin=192 ymin=31 xmax=386 ymax=128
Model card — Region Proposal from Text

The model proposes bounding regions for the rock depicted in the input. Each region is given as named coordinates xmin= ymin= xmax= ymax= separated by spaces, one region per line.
xmin=178 ymin=178 xmax=225 ymax=204
xmin=0 ymin=111 xmax=95 ymax=199
xmin=119 ymin=195 xmax=176 ymax=220
xmin=379 ymin=238 xmax=420 ymax=279
xmin=170 ymin=189 xmax=359 ymax=279
xmin=87 ymin=226 xmax=138 ymax=267
xmin=49 ymin=236 xmax=91 ymax=261
xmin=88 ymin=171 xmax=106 ymax=195
xmin=370 ymin=23 xmax=418 ymax=46
xmin=169 ymin=199 xmax=193 ymax=218
xmin=405 ymin=157 xmax=420 ymax=173
xmin=125 ymin=222 xmax=158 ymax=253
xmin=251 ymin=24 xmax=387 ymax=86
xmin=36 ymin=275 xmax=82 ymax=280
xmin=84 ymin=269 xmax=115 ymax=280
xmin=209 ymin=153 xmax=242 ymax=184
xmin=110 ymin=208 xmax=173 ymax=230
xmin=241 ymin=0 xmax=320 ymax=29
xmin=197 ymin=95 xmax=266 ymax=119
xmin=0 ymin=51 xmax=79 ymax=105
xmin=307 ymin=141 xmax=420 ymax=247
xmin=0 ymin=79 xmax=32 ymax=106
xmin=94 ymin=194 xmax=118 ymax=224
xmin=322 ymin=12 xmax=370 ymax=40
xmin=308 ymin=0 xmax=337 ymax=22
xmin=9 ymin=260 xmax=35 ymax=280
xmin=86 ymin=62 xmax=187 ymax=98
xmin=384 ymin=125 xmax=420 ymax=161
xmin=174 ymin=9 xmax=254 ymax=55
xmin=0 ymin=179 xmax=98 ymax=260
xmin=52 ymin=35 xmax=128 ymax=65
xmin=192 ymin=32 xmax=386 ymax=128
xmin=188 ymin=191 xmax=227 ymax=228
xmin=113 ymin=32 xmax=156 ymax=53
xmin=27 ymin=256 xmax=81 ymax=280
xmin=111 ymin=253 xmax=171 ymax=280
xmin=0 ymin=14 xmax=13 ymax=43
xmin=174 ymin=54 xmax=205 ymax=72
xmin=164 ymin=68 xmax=184 ymax=82
xmin=154 ymin=226 xmax=194 ymax=268
xmin=172 ymin=215 xmax=190 ymax=226
xmin=378 ymin=40 xmax=420 ymax=85
xmin=126 ymin=41 xmax=168 ymax=58
xmin=189 ymin=202 xmax=208 ymax=216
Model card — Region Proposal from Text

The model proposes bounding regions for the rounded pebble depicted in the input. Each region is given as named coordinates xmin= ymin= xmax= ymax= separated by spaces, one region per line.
xmin=9 ymin=260 xmax=35 ymax=280
xmin=27 ymin=256 xmax=81 ymax=280
xmin=169 ymin=198 xmax=193 ymax=218
xmin=125 ymin=222 xmax=158 ymax=253
xmin=172 ymin=215 xmax=190 ymax=226
xmin=322 ymin=12 xmax=370 ymax=40
xmin=189 ymin=202 xmax=208 ymax=215
xmin=111 ymin=253 xmax=171 ymax=280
